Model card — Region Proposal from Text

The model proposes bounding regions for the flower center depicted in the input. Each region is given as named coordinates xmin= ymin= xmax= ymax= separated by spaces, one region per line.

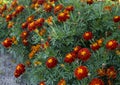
xmin=48 ymin=59 xmax=53 ymax=63
xmin=77 ymin=68 xmax=83 ymax=74
xmin=85 ymin=33 xmax=89 ymax=36
xmin=81 ymin=51 xmax=86 ymax=56
xmin=66 ymin=53 xmax=72 ymax=58
xmin=108 ymin=41 xmax=113 ymax=46
xmin=95 ymin=84 xmax=100 ymax=85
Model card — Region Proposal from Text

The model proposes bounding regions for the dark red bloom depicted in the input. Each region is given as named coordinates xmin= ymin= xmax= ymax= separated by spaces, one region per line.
xmin=14 ymin=64 xmax=25 ymax=78
xmin=28 ymin=21 xmax=36 ymax=31
xmin=15 ymin=5 xmax=24 ymax=13
xmin=78 ymin=48 xmax=91 ymax=61
xmin=43 ymin=3 xmax=53 ymax=12
xmin=20 ymin=31 xmax=29 ymax=39
xmin=6 ymin=14 xmax=12 ymax=22
xmin=106 ymin=66 xmax=117 ymax=79
xmin=106 ymin=40 xmax=118 ymax=50
xmin=113 ymin=16 xmax=120 ymax=23
xmin=39 ymin=81 xmax=46 ymax=85
xmin=54 ymin=4 xmax=63 ymax=14
xmin=21 ymin=22 xmax=28 ymax=29
xmin=35 ymin=18 xmax=44 ymax=27
xmin=2 ymin=38 xmax=12 ymax=48
xmin=57 ymin=12 xmax=70 ymax=22
xmin=65 ymin=5 xmax=74 ymax=12
xmin=89 ymin=78 xmax=104 ymax=85
xmin=83 ymin=31 xmax=93 ymax=41
xmin=87 ymin=0 xmax=94 ymax=5
xmin=64 ymin=52 xmax=75 ymax=63
xmin=46 ymin=57 xmax=58 ymax=68
xmin=37 ymin=0 xmax=46 ymax=5
xmin=73 ymin=46 xmax=82 ymax=53
xmin=90 ymin=42 xmax=100 ymax=51
xmin=74 ymin=66 xmax=88 ymax=80
xmin=22 ymin=39 xmax=29 ymax=46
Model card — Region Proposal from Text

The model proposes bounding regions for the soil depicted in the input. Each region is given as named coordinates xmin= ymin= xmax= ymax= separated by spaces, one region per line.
xmin=0 ymin=53 xmax=24 ymax=85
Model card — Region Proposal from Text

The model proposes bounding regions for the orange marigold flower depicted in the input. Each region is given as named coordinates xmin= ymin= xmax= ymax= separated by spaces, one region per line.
xmin=43 ymin=3 xmax=53 ymax=12
xmin=45 ymin=16 xmax=53 ymax=25
xmin=39 ymin=81 xmax=46 ymax=85
xmin=97 ymin=68 xmax=106 ymax=77
xmin=57 ymin=12 xmax=70 ymax=22
xmin=106 ymin=66 xmax=117 ymax=79
xmin=97 ymin=38 xmax=104 ymax=46
xmin=54 ymin=4 xmax=63 ymax=14
xmin=104 ymin=6 xmax=111 ymax=11
xmin=57 ymin=79 xmax=66 ymax=85
xmin=29 ymin=52 xmax=35 ymax=59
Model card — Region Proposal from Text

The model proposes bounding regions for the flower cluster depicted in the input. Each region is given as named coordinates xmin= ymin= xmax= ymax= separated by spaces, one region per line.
xmin=97 ymin=66 xmax=117 ymax=79
xmin=1 ymin=0 xmax=120 ymax=85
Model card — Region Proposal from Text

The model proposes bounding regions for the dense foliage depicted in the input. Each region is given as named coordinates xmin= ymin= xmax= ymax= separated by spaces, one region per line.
xmin=0 ymin=0 xmax=120 ymax=85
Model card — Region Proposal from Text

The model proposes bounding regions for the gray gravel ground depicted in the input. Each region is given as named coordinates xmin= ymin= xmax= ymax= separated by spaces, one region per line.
xmin=0 ymin=54 xmax=22 ymax=85
xmin=0 ymin=44 xmax=27 ymax=85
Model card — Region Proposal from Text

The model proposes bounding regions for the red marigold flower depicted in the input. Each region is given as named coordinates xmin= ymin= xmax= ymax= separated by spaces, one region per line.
xmin=89 ymin=78 xmax=104 ymax=85
xmin=43 ymin=3 xmax=53 ymax=12
xmin=37 ymin=0 xmax=46 ymax=5
xmin=106 ymin=40 xmax=118 ymax=50
xmin=20 ymin=31 xmax=29 ymax=39
xmin=2 ymin=38 xmax=12 ymax=48
xmin=46 ymin=57 xmax=58 ymax=68
xmin=74 ymin=66 xmax=88 ymax=80
xmin=15 ymin=5 xmax=24 ymax=14
xmin=14 ymin=64 xmax=25 ymax=78
xmin=22 ymin=39 xmax=29 ymax=46
xmin=15 ymin=64 xmax=25 ymax=72
xmin=54 ymin=4 xmax=63 ymax=14
xmin=1 ymin=4 xmax=7 ymax=12
xmin=39 ymin=81 xmax=46 ymax=85
xmin=90 ymin=42 xmax=100 ymax=51
xmin=57 ymin=12 xmax=70 ymax=22
xmin=73 ymin=46 xmax=82 ymax=53
xmin=87 ymin=0 xmax=94 ymax=5
xmin=106 ymin=66 xmax=117 ymax=79
xmin=12 ymin=11 xmax=17 ymax=17
xmin=26 ymin=15 xmax=35 ymax=23
xmin=65 ymin=5 xmax=74 ymax=12
xmin=28 ymin=21 xmax=36 ymax=31
xmin=97 ymin=68 xmax=106 ymax=77
xmin=6 ymin=14 xmax=12 ymax=22
xmin=78 ymin=48 xmax=91 ymax=61
xmin=83 ymin=31 xmax=93 ymax=41
xmin=35 ymin=18 xmax=44 ymax=27
xmin=21 ymin=22 xmax=28 ymax=29
xmin=14 ymin=70 xmax=21 ymax=78
xmin=57 ymin=79 xmax=66 ymax=85
xmin=64 ymin=52 xmax=75 ymax=63
xmin=113 ymin=16 xmax=120 ymax=23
